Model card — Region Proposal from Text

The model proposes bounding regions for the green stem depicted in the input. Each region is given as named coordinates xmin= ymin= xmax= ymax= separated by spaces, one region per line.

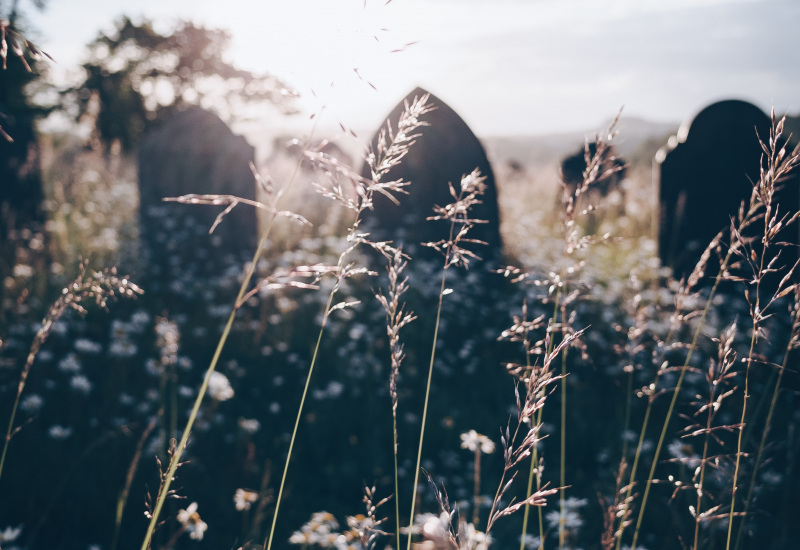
xmin=519 ymin=336 xmax=545 ymax=550
xmin=406 ymin=267 xmax=448 ymax=550
xmin=141 ymin=231 xmax=269 ymax=550
xmin=692 ymin=389 xmax=715 ymax=550
xmin=143 ymin=120 xmax=317 ymax=550
xmin=559 ymin=340 xmax=569 ymax=550
xmin=265 ymin=291 xmax=333 ymax=550
xmin=734 ymin=337 xmax=793 ymax=550
xmin=630 ymin=267 xmax=726 ymax=550
xmin=394 ymin=423 xmax=401 ymax=550
xmin=726 ymin=331 xmax=756 ymax=549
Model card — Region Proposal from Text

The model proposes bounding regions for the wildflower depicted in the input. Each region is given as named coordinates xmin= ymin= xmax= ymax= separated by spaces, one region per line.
xmin=74 ymin=338 xmax=102 ymax=354
xmin=177 ymin=502 xmax=208 ymax=540
xmin=19 ymin=393 xmax=43 ymax=413
xmin=0 ymin=524 xmax=23 ymax=543
xmin=463 ymin=523 xmax=492 ymax=549
xmin=545 ymin=507 xmax=584 ymax=531
xmin=667 ymin=439 xmax=701 ymax=468
xmin=521 ymin=533 xmax=542 ymax=549
xmin=13 ymin=264 xmax=33 ymax=278
xmin=346 ymin=513 xmax=374 ymax=536
xmin=309 ymin=511 xmax=339 ymax=531
xmin=145 ymin=358 xmax=162 ymax=377
xmin=109 ymin=339 xmax=137 ymax=358
xmin=238 ymin=417 xmax=260 ymax=434
xmin=70 ymin=374 xmax=93 ymax=395
xmin=130 ymin=309 xmax=151 ymax=330
xmin=421 ymin=512 xmax=451 ymax=542
xmin=327 ymin=380 xmax=344 ymax=398
xmin=48 ymin=425 xmax=73 ymax=440
xmin=460 ymin=429 xmax=495 ymax=454
xmin=58 ymin=353 xmax=82 ymax=373
xmin=289 ymin=511 xmax=343 ymax=546
xmin=562 ymin=497 xmax=588 ymax=511
xmin=109 ymin=320 xmax=138 ymax=357
xmin=288 ymin=530 xmax=311 ymax=544
xmin=207 ymin=371 xmax=234 ymax=401
xmin=233 ymin=488 xmax=259 ymax=511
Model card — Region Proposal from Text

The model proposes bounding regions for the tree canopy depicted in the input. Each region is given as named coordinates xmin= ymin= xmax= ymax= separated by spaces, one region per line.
xmin=64 ymin=16 xmax=296 ymax=152
xmin=1 ymin=11 xmax=51 ymax=241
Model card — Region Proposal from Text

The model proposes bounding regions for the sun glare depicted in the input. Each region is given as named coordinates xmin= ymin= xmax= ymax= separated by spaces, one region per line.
xmin=219 ymin=0 xmax=419 ymax=124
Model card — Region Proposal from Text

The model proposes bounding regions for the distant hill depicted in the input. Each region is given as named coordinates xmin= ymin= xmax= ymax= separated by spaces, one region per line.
xmin=481 ymin=116 xmax=678 ymax=170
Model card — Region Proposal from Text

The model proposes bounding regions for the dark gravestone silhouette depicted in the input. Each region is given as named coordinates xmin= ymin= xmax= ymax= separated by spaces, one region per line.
xmin=0 ymin=101 xmax=43 ymax=240
xmin=657 ymin=99 xmax=800 ymax=284
xmin=138 ymin=107 xmax=257 ymax=286
xmin=560 ymin=141 xmax=627 ymax=233
xmin=561 ymin=142 xmax=627 ymax=201
xmin=360 ymin=87 xmax=502 ymax=265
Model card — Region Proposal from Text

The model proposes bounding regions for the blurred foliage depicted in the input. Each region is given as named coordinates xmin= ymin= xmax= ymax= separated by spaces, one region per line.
xmin=62 ymin=16 xmax=296 ymax=153
xmin=1 ymin=3 xmax=54 ymax=314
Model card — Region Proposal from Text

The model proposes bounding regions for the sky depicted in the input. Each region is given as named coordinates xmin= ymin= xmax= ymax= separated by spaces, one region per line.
xmin=21 ymin=0 xmax=800 ymax=139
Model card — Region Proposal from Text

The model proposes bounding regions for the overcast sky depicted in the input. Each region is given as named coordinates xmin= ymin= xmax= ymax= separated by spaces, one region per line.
xmin=25 ymin=0 xmax=800 ymax=138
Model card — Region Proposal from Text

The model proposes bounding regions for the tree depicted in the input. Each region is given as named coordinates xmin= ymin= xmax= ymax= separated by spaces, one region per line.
xmin=64 ymin=16 xmax=296 ymax=152
xmin=0 ymin=7 xmax=51 ymax=239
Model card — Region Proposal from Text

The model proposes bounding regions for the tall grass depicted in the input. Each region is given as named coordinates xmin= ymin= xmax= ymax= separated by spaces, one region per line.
xmin=2 ymin=74 xmax=800 ymax=550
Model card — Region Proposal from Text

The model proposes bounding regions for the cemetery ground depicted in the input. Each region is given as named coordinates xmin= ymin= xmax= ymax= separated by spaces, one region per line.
xmin=1 ymin=102 xmax=800 ymax=550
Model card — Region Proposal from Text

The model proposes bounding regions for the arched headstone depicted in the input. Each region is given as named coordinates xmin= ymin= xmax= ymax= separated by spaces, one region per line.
xmin=137 ymin=107 xmax=257 ymax=283
xmin=360 ymin=87 xmax=502 ymax=265
xmin=657 ymin=99 xmax=800 ymax=284
xmin=560 ymin=141 xmax=627 ymax=233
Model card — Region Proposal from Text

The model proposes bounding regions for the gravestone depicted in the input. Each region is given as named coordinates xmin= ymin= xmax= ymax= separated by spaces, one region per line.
xmin=561 ymin=141 xmax=626 ymax=201
xmin=360 ymin=87 xmax=502 ymax=266
xmin=560 ymin=141 xmax=627 ymax=232
xmin=137 ymin=107 xmax=257 ymax=284
xmin=657 ymin=99 xmax=800 ymax=284
xmin=0 ymin=101 xmax=43 ymax=240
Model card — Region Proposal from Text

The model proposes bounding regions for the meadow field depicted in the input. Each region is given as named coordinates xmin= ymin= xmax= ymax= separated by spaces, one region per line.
xmin=2 ymin=16 xmax=800 ymax=550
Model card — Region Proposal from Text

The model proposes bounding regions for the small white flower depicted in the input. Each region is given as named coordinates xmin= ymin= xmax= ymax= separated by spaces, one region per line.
xmin=238 ymin=418 xmax=260 ymax=434
xmin=421 ymin=512 xmax=451 ymax=542
xmin=562 ymin=497 xmax=588 ymax=511
xmin=326 ymin=380 xmax=344 ymax=398
xmin=463 ymin=523 xmax=492 ymax=549
xmin=109 ymin=339 xmax=138 ymax=358
xmin=74 ymin=338 xmax=102 ymax=354
xmin=0 ymin=524 xmax=23 ymax=543
xmin=20 ymin=394 xmax=44 ymax=414
xmin=177 ymin=502 xmax=208 ymax=541
xmin=460 ymin=429 xmax=495 ymax=454
xmin=521 ymin=533 xmax=542 ymax=549
xmin=207 ymin=371 xmax=234 ymax=401
xmin=668 ymin=440 xmax=702 ymax=468
xmin=13 ymin=264 xmax=33 ymax=278
xmin=233 ymin=488 xmax=259 ymax=511
xmin=546 ymin=508 xmax=584 ymax=531
xmin=70 ymin=374 xmax=93 ymax=395
xmin=48 ymin=425 xmax=73 ymax=440
xmin=58 ymin=353 xmax=82 ymax=373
